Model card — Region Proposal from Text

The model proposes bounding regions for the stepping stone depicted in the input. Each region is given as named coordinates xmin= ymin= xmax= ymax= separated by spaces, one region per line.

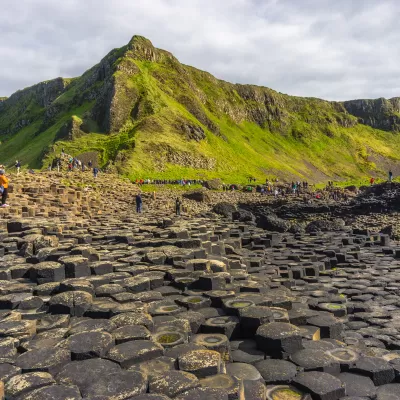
xmin=178 ymin=349 xmax=221 ymax=378
xmin=175 ymin=387 xmax=228 ymax=400
xmin=350 ymin=357 xmax=395 ymax=386
xmin=307 ymin=314 xmax=343 ymax=340
xmin=56 ymin=358 xmax=121 ymax=393
xmin=199 ymin=374 xmax=241 ymax=399
xmin=192 ymin=333 xmax=231 ymax=361
xmin=226 ymin=362 xmax=263 ymax=382
xmin=128 ymin=356 xmax=176 ymax=378
xmin=256 ymin=322 xmax=303 ymax=357
xmin=59 ymin=256 xmax=90 ymax=278
xmin=149 ymin=370 xmax=199 ymax=398
xmin=49 ymin=291 xmax=93 ymax=317
xmin=68 ymin=318 xmax=116 ymax=335
xmin=0 ymin=363 xmax=21 ymax=382
xmin=113 ymin=324 xmax=152 ymax=344
xmin=5 ymin=371 xmax=55 ymax=400
xmin=30 ymin=262 xmax=65 ymax=284
xmin=62 ymin=331 xmax=114 ymax=360
xmin=83 ymin=370 xmax=147 ymax=398
xmin=293 ymin=371 xmax=345 ymax=400
xmin=22 ymin=384 xmax=82 ymax=400
xmin=0 ymin=320 xmax=36 ymax=339
xmin=106 ymin=340 xmax=164 ymax=368
xmin=376 ymin=383 xmax=400 ymax=400
xmin=15 ymin=347 xmax=70 ymax=375
xmin=338 ymin=372 xmax=376 ymax=398
xmin=238 ymin=305 xmax=273 ymax=337
xmin=133 ymin=395 xmax=172 ymax=400
xmin=110 ymin=312 xmax=154 ymax=331
xmin=290 ymin=349 xmax=339 ymax=373
xmin=201 ymin=316 xmax=240 ymax=339
xmin=254 ymin=359 xmax=298 ymax=384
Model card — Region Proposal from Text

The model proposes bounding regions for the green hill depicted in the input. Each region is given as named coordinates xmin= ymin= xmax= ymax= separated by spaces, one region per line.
xmin=1 ymin=35 xmax=400 ymax=183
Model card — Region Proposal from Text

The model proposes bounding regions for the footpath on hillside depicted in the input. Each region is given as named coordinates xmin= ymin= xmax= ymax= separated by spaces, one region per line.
xmin=0 ymin=170 xmax=399 ymax=399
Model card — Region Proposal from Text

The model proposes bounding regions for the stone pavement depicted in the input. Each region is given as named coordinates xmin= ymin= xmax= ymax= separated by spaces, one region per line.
xmin=0 ymin=172 xmax=399 ymax=399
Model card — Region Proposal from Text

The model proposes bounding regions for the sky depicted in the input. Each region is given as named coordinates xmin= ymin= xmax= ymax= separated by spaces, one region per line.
xmin=1 ymin=0 xmax=400 ymax=101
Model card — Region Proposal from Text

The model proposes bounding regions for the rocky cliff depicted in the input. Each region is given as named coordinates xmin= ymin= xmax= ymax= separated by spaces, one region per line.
xmin=1 ymin=35 xmax=400 ymax=181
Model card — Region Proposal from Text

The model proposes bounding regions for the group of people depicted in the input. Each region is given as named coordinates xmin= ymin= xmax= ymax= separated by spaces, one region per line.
xmin=135 ymin=179 xmax=202 ymax=186
xmin=135 ymin=193 xmax=182 ymax=216
xmin=50 ymin=154 xmax=99 ymax=178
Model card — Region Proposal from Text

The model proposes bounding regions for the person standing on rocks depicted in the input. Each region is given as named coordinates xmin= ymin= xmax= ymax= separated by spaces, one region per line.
xmin=0 ymin=170 xmax=9 ymax=207
xmin=93 ymin=167 xmax=99 ymax=178
xmin=175 ymin=197 xmax=182 ymax=216
xmin=136 ymin=193 xmax=143 ymax=213
xmin=15 ymin=160 xmax=21 ymax=175
xmin=389 ymin=170 xmax=393 ymax=182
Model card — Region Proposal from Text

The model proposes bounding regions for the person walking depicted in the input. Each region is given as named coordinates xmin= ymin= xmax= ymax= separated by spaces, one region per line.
xmin=389 ymin=170 xmax=393 ymax=182
xmin=175 ymin=197 xmax=182 ymax=216
xmin=135 ymin=193 xmax=143 ymax=213
xmin=0 ymin=170 xmax=9 ymax=207
xmin=93 ymin=167 xmax=99 ymax=178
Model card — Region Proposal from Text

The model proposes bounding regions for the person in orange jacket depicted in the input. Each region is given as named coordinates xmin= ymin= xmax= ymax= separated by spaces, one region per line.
xmin=0 ymin=169 xmax=9 ymax=207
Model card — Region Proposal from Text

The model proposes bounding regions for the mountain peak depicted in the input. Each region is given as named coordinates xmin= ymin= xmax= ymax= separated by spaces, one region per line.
xmin=128 ymin=35 xmax=154 ymax=48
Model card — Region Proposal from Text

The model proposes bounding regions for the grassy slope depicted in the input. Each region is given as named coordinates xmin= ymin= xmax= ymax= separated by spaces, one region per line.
xmin=1 ymin=37 xmax=400 ymax=183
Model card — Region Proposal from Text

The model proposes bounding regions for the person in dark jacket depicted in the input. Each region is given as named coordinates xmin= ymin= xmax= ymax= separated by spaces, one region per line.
xmin=136 ymin=193 xmax=143 ymax=213
xmin=175 ymin=197 xmax=181 ymax=216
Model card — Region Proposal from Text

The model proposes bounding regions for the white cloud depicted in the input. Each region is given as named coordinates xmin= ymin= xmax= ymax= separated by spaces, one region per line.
xmin=1 ymin=0 xmax=400 ymax=100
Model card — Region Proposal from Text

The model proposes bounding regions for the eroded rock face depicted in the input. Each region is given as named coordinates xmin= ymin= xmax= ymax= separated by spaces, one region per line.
xmin=343 ymin=97 xmax=400 ymax=131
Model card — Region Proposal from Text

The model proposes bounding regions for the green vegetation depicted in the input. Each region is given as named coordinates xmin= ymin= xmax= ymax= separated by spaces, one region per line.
xmin=2 ymin=35 xmax=400 ymax=182
xmin=156 ymin=333 xmax=181 ymax=344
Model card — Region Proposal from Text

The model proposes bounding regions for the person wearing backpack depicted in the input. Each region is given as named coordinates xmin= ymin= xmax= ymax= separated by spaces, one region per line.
xmin=0 ymin=170 xmax=9 ymax=207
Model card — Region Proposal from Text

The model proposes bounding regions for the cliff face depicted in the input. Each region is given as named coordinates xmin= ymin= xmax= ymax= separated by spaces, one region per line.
xmin=1 ymin=35 xmax=400 ymax=181
xmin=343 ymin=98 xmax=400 ymax=131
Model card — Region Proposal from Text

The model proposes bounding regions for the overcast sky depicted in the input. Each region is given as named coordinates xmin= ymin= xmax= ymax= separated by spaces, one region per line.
xmin=1 ymin=0 xmax=399 ymax=100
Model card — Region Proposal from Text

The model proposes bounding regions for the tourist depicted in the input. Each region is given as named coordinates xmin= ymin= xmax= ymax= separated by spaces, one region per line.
xmin=57 ymin=159 xmax=61 ymax=172
xmin=88 ymin=160 xmax=92 ymax=169
xmin=370 ymin=177 xmax=375 ymax=185
xmin=389 ymin=170 xmax=393 ymax=182
xmin=93 ymin=167 xmax=99 ymax=178
xmin=175 ymin=197 xmax=182 ymax=216
xmin=136 ymin=193 xmax=142 ymax=213
xmin=0 ymin=170 xmax=9 ymax=207
xmin=15 ymin=160 xmax=21 ymax=175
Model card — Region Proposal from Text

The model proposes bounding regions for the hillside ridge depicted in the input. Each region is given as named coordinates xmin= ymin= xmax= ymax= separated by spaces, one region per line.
xmin=1 ymin=35 xmax=400 ymax=182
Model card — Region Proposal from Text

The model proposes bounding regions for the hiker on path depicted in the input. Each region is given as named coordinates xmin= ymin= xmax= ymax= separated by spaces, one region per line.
xmin=370 ymin=177 xmax=375 ymax=185
xmin=57 ymin=159 xmax=61 ymax=172
xmin=136 ymin=193 xmax=142 ymax=213
xmin=93 ymin=167 xmax=99 ymax=178
xmin=88 ymin=160 xmax=92 ymax=169
xmin=0 ymin=170 xmax=9 ymax=207
xmin=15 ymin=160 xmax=21 ymax=175
xmin=175 ymin=197 xmax=182 ymax=216
xmin=389 ymin=170 xmax=393 ymax=182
